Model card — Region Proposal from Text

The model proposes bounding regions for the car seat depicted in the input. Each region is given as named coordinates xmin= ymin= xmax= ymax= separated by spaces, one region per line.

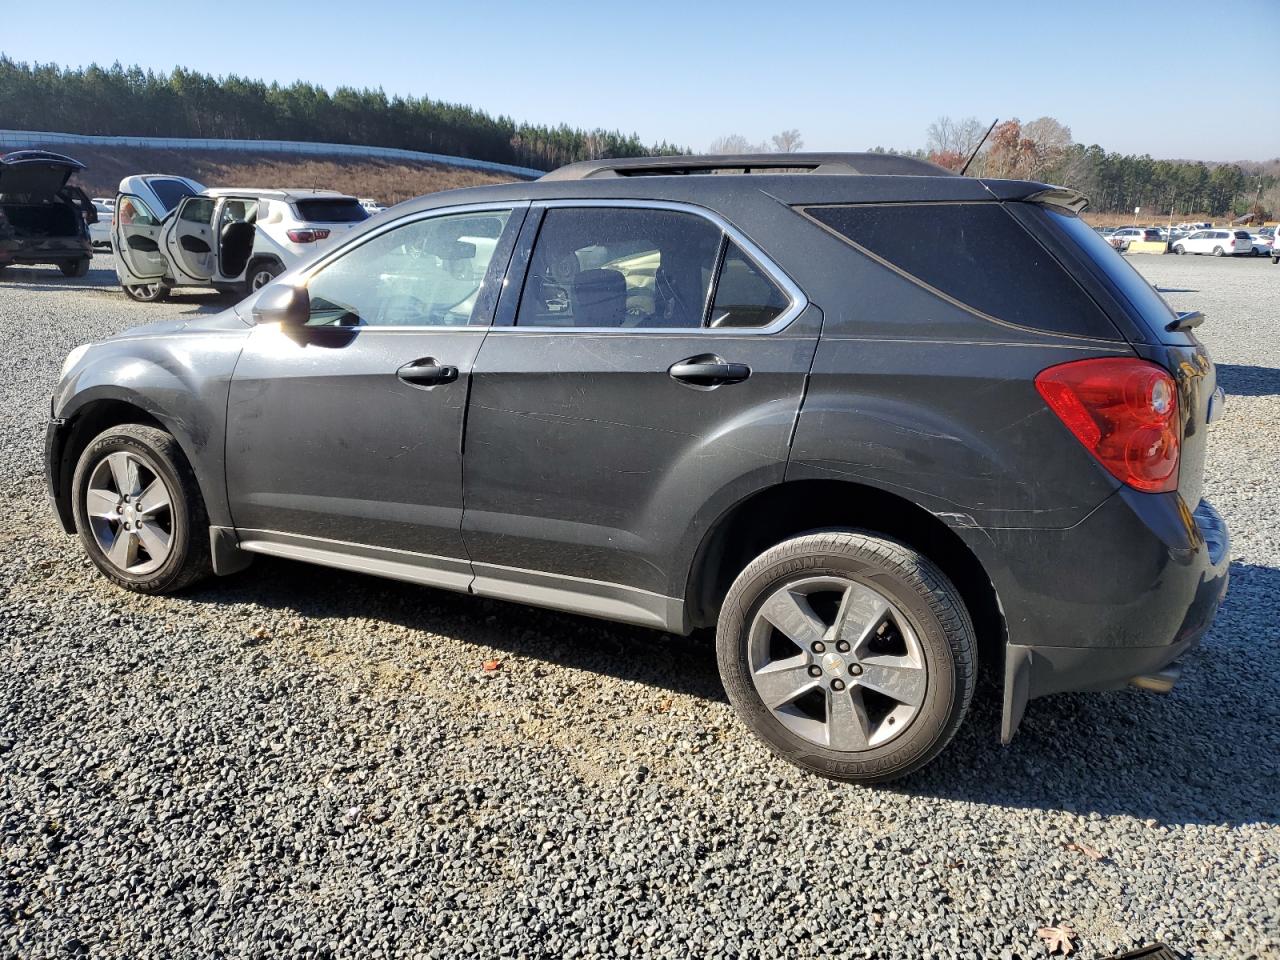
xmin=220 ymin=220 xmax=255 ymax=278
xmin=571 ymin=269 xmax=626 ymax=327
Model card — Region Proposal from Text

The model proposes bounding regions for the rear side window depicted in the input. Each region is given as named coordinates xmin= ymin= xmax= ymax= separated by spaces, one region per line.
xmin=1040 ymin=207 xmax=1183 ymax=344
xmin=517 ymin=207 xmax=722 ymax=328
xmin=294 ymin=199 xmax=369 ymax=223
xmin=803 ymin=202 xmax=1118 ymax=339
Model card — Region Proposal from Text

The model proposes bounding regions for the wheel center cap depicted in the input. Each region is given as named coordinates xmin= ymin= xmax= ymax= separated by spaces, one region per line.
xmin=821 ymin=652 xmax=844 ymax=675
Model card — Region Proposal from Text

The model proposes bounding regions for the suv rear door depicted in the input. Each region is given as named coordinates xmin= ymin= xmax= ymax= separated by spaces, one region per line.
xmin=459 ymin=202 xmax=820 ymax=628
xmin=161 ymin=195 xmax=218 ymax=283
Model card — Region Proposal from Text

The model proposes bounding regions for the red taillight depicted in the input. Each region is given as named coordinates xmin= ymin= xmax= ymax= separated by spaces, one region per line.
xmin=1035 ymin=358 xmax=1180 ymax=493
xmin=287 ymin=227 xmax=330 ymax=243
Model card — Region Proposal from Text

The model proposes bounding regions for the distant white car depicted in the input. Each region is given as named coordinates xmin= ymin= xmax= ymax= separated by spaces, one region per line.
xmin=1108 ymin=226 xmax=1163 ymax=250
xmin=88 ymin=200 xmax=114 ymax=248
xmin=113 ymin=182 xmax=369 ymax=302
xmin=1171 ymin=229 xmax=1253 ymax=257
xmin=1248 ymin=233 xmax=1274 ymax=258
xmin=358 ymin=197 xmax=386 ymax=215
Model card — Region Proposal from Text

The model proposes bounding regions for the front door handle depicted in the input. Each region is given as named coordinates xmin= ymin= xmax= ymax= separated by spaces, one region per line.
xmin=397 ymin=358 xmax=459 ymax=387
xmin=669 ymin=354 xmax=752 ymax=387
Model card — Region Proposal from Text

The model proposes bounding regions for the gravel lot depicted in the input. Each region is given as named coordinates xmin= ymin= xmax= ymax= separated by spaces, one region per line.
xmin=2 ymin=252 xmax=1277 ymax=959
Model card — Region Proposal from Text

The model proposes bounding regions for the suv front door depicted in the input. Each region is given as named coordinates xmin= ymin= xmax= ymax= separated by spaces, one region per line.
xmin=225 ymin=204 xmax=525 ymax=587
xmin=112 ymin=193 xmax=167 ymax=282
xmin=460 ymin=202 xmax=820 ymax=628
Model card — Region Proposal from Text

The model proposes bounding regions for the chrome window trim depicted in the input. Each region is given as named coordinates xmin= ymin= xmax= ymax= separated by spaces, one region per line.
xmin=499 ymin=198 xmax=809 ymax=337
xmin=284 ymin=201 xmax=530 ymax=334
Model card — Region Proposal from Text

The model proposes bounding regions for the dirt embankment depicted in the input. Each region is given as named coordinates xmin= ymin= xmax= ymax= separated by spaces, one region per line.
xmin=52 ymin=145 xmax=520 ymax=204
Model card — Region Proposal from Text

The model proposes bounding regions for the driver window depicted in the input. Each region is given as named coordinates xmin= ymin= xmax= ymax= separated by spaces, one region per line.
xmin=305 ymin=210 xmax=512 ymax=327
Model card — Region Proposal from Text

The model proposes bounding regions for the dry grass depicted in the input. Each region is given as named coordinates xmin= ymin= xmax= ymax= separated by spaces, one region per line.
xmin=56 ymin=145 xmax=520 ymax=204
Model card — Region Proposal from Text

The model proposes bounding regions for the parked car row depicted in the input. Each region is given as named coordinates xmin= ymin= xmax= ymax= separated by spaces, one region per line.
xmin=1095 ymin=221 xmax=1277 ymax=260
xmin=0 ymin=149 xmax=398 ymax=297
xmin=113 ymin=174 xmax=373 ymax=301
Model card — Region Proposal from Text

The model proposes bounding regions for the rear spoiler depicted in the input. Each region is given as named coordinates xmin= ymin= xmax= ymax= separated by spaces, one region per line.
xmin=980 ymin=180 xmax=1089 ymax=215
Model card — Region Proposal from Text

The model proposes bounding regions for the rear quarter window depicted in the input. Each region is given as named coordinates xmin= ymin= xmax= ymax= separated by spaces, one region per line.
xmin=802 ymin=202 xmax=1120 ymax=339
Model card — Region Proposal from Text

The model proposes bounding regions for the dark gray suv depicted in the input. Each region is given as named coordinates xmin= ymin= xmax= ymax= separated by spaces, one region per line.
xmin=45 ymin=154 xmax=1230 ymax=782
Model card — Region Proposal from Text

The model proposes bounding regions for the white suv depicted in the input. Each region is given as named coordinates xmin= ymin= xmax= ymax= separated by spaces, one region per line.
xmin=1171 ymin=229 xmax=1253 ymax=257
xmin=112 ymin=183 xmax=368 ymax=302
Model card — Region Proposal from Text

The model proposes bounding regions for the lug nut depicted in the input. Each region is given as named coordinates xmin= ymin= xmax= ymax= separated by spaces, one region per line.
xmin=811 ymin=641 xmax=826 ymax=654
xmin=831 ymin=678 xmax=845 ymax=691
xmin=848 ymin=663 xmax=863 ymax=676
xmin=807 ymin=665 xmax=822 ymax=678
xmin=836 ymin=640 xmax=850 ymax=653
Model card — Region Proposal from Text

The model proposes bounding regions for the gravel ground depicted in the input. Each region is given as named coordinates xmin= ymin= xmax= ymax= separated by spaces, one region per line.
xmin=1 ymin=253 xmax=1277 ymax=959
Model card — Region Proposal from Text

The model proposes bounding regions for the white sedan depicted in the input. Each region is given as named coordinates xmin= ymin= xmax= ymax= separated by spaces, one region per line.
xmin=1171 ymin=229 xmax=1253 ymax=257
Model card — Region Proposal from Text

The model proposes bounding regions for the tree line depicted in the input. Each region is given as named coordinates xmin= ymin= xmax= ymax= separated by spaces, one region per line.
xmin=0 ymin=57 xmax=685 ymax=172
xmin=921 ymin=115 xmax=1274 ymax=219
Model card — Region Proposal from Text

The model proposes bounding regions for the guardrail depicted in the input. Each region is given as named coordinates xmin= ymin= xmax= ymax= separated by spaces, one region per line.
xmin=0 ymin=129 xmax=545 ymax=180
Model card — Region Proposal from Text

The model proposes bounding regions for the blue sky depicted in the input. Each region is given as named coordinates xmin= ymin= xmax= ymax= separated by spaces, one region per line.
xmin=4 ymin=0 xmax=1278 ymax=160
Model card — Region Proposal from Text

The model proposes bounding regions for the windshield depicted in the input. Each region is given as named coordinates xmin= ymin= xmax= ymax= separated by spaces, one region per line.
xmin=294 ymin=199 xmax=369 ymax=223
xmin=148 ymin=178 xmax=198 ymax=213
xmin=1043 ymin=207 xmax=1186 ymax=344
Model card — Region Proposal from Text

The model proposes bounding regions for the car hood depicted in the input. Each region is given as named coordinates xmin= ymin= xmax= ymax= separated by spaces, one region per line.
xmin=112 ymin=308 xmax=252 ymax=341
xmin=0 ymin=150 xmax=86 ymax=198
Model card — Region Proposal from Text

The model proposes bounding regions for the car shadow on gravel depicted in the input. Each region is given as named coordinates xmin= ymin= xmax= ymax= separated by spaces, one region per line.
xmin=184 ymin=555 xmax=1277 ymax=827
xmin=892 ymin=560 xmax=1280 ymax=828
xmin=1215 ymin=363 xmax=1280 ymax=397
xmin=183 ymin=554 xmax=729 ymax=702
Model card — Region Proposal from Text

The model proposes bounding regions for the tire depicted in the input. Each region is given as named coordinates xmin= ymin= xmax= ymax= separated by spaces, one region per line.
xmin=71 ymin=424 xmax=212 ymax=594
xmin=716 ymin=530 xmax=977 ymax=783
xmin=1213 ymin=246 xmax=1225 ymax=257
xmin=248 ymin=260 xmax=283 ymax=291
xmin=60 ymin=258 xmax=91 ymax=278
xmin=1273 ymin=256 xmax=1279 ymax=265
xmin=123 ymin=281 xmax=170 ymax=303
xmin=1173 ymin=244 xmax=1185 ymax=255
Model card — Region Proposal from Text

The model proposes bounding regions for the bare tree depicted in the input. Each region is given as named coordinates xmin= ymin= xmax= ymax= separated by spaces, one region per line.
xmin=770 ymin=129 xmax=804 ymax=152
xmin=926 ymin=116 xmax=986 ymax=157
xmin=1021 ymin=116 xmax=1073 ymax=176
xmin=708 ymin=134 xmax=758 ymax=154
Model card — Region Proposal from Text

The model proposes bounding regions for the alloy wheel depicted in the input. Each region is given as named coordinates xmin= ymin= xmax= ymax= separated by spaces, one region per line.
xmin=85 ymin=451 xmax=175 ymax=575
xmin=748 ymin=576 xmax=927 ymax=751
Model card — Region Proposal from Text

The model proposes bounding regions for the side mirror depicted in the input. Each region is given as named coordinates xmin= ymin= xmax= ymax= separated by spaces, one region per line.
xmin=252 ymin=283 xmax=309 ymax=326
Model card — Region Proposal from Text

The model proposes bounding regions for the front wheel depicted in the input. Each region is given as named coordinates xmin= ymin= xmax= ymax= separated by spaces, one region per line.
xmin=71 ymin=424 xmax=212 ymax=593
xmin=1213 ymin=246 xmax=1225 ymax=257
xmin=716 ymin=531 xmax=977 ymax=783
xmin=1173 ymin=244 xmax=1185 ymax=255
xmin=123 ymin=281 xmax=170 ymax=302
xmin=60 ymin=258 xmax=91 ymax=278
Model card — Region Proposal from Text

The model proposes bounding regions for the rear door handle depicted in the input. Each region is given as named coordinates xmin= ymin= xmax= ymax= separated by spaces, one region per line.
xmin=669 ymin=354 xmax=752 ymax=387
xmin=397 ymin=358 xmax=458 ymax=387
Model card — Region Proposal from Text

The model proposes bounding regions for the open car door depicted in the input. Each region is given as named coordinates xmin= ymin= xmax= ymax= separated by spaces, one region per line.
xmin=112 ymin=192 xmax=167 ymax=283
xmin=160 ymin=195 xmax=217 ymax=283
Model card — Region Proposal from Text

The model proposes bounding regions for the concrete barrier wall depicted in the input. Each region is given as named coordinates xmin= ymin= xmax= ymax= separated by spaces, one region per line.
xmin=0 ymin=129 xmax=545 ymax=180
xmin=1127 ymin=240 xmax=1170 ymax=255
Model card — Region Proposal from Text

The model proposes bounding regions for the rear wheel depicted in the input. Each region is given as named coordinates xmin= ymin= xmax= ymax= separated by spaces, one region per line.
xmin=1173 ymin=244 xmax=1185 ymax=255
xmin=248 ymin=260 xmax=283 ymax=291
xmin=716 ymin=531 xmax=976 ymax=783
xmin=60 ymin=258 xmax=91 ymax=278
xmin=1213 ymin=246 xmax=1225 ymax=257
xmin=123 ymin=281 xmax=170 ymax=302
xmin=71 ymin=424 xmax=211 ymax=594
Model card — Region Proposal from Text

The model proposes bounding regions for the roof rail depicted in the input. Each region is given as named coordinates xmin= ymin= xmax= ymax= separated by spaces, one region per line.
xmin=540 ymin=152 xmax=956 ymax=181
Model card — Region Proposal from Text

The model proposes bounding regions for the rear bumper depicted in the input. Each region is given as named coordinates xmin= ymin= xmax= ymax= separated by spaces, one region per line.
xmin=958 ymin=494 xmax=1230 ymax=741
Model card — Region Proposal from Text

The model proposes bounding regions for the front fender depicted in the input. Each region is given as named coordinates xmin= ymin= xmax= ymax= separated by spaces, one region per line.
xmin=54 ymin=329 xmax=248 ymax=527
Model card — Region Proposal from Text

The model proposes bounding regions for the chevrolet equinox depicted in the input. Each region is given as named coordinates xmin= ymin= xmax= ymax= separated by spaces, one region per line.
xmin=45 ymin=154 xmax=1230 ymax=782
